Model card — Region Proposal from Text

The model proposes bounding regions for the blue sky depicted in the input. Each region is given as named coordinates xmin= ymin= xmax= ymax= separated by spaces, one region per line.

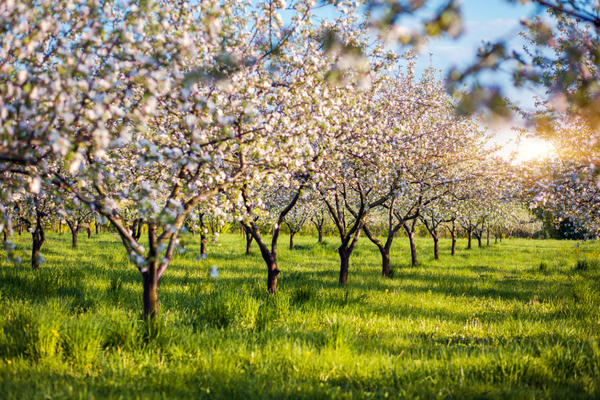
xmin=309 ymin=0 xmax=555 ymax=157
xmin=409 ymin=0 xmax=544 ymax=110
xmin=309 ymin=0 xmax=547 ymax=110
xmin=370 ymin=0 xmax=562 ymax=161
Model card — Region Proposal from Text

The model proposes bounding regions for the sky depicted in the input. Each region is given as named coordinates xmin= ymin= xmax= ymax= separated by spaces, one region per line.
xmin=313 ymin=0 xmax=543 ymax=110
xmin=404 ymin=0 xmax=556 ymax=162
xmin=310 ymin=0 xmax=556 ymax=162
xmin=408 ymin=0 xmax=543 ymax=108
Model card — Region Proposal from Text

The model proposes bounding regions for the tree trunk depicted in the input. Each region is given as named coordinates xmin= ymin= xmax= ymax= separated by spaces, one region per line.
xmin=404 ymin=224 xmax=418 ymax=267
xmin=3 ymin=230 xmax=7 ymax=243
xmin=71 ymin=229 xmax=78 ymax=248
xmin=32 ymin=239 xmax=41 ymax=270
xmin=58 ymin=220 xmax=62 ymax=235
xmin=338 ymin=247 xmax=350 ymax=285
xmin=31 ymin=220 xmax=44 ymax=270
xmin=200 ymin=232 xmax=207 ymax=257
xmin=486 ymin=225 xmax=490 ymax=246
xmin=312 ymin=218 xmax=325 ymax=244
xmin=244 ymin=221 xmax=282 ymax=294
xmin=130 ymin=219 xmax=138 ymax=238
xmin=409 ymin=233 xmax=417 ymax=266
xmin=380 ymin=247 xmax=391 ymax=277
xmin=467 ymin=229 xmax=472 ymax=249
xmin=245 ymin=233 xmax=253 ymax=255
xmin=87 ymin=225 xmax=91 ymax=239
xmin=253 ymin=233 xmax=280 ymax=293
xmin=363 ymin=223 xmax=396 ymax=278
xmin=476 ymin=234 xmax=482 ymax=248
xmin=267 ymin=257 xmax=279 ymax=293
xmin=289 ymin=232 xmax=295 ymax=250
xmin=95 ymin=222 xmax=99 ymax=235
xmin=447 ymin=222 xmax=457 ymax=256
xmin=433 ymin=235 xmax=439 ymax=260
xmin=142 ymin=269 xmax=159 ymax=318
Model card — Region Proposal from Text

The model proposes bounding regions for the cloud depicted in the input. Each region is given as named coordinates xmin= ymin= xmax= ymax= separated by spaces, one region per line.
xmin=464 ymin=18 xmax=522 ymax=40
xmin=414 ymin=16 xmax=526 ymax=69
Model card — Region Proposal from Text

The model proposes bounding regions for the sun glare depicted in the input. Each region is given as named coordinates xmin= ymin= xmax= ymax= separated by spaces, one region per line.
xmin=512 ymin=137 xmax=556 ymax=163
xmin=494 ymin=131 xmax=556 ymax=164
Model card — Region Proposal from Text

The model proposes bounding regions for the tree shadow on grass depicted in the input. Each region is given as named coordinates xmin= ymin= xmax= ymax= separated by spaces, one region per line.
xmin=1 ymin=344 xmax=596 ymax=400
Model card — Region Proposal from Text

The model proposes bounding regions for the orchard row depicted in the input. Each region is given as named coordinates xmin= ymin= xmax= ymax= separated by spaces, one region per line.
xmin=0 ymin=1 xmax=595 ymax=317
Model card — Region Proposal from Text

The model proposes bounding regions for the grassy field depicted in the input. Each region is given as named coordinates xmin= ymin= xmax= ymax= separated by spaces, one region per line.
xmin=0 ymin=231 xmax=599 ymax=399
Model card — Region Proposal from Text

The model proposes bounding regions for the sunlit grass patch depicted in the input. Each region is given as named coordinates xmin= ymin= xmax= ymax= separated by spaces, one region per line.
xmin=0 ymin=233 xmax=599 ymax=399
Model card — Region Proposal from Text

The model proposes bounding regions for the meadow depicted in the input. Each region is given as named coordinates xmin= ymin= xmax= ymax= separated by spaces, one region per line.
xmin=0 ymin=231 xmax=599 ymax=399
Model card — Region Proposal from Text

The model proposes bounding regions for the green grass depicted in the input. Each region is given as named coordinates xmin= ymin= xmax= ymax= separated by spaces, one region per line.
xmin=0 ymin=232 xmax=599 ymax=399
